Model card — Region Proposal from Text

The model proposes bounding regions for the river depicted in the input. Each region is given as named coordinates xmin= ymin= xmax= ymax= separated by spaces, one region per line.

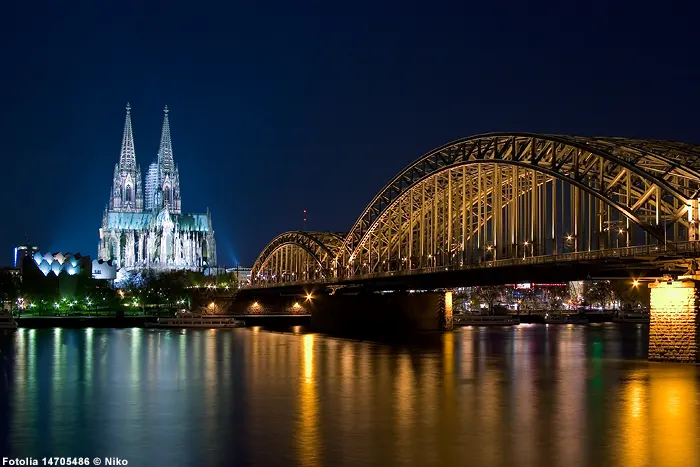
xmin=0 ymin=324 xmax=698 ymax=466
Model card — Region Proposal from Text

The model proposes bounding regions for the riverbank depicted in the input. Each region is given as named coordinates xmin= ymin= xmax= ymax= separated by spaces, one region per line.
xmin=16 ymin=316 xmax=158 ymax=328
xmin=15 ymin=314 xmax=311 ymax=328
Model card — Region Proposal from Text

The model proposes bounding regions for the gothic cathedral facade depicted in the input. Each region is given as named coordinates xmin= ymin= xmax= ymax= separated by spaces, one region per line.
xmin=98 ymin=104 xmax=216 ymax=271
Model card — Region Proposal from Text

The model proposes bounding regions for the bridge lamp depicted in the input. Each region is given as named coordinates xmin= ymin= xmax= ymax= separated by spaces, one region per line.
xmin=252 ymin=301 xmax=259 ymax=308
xmin=486 ymin=246 xmax=493 ymax=251
xmin=293 ymin=302 xmax=301 ymax=309
xmin=566 ymin=235 xmax=573 ymax=241
xmin=305 ymin=293 xmax=313 ymax=301
xmin=633 ymin=280 xmax=640 ymax=288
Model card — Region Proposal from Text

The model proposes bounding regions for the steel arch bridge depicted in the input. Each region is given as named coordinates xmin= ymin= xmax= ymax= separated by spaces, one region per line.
xmin=251 ymin=231 xmax=346 ymax=283
xmin=251 ymin=133 xmax=700 ymax=286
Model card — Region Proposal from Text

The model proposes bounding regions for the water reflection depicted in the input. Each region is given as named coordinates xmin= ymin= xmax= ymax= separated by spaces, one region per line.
xmin=298 ymin=334 xmax=321 ymax=466
xmin=0 ymin=325 xmax=698 ymax=466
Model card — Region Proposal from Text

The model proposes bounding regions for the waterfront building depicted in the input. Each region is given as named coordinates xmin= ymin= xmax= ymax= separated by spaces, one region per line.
xmin=98 ymin=104 xmax=216 ymax=271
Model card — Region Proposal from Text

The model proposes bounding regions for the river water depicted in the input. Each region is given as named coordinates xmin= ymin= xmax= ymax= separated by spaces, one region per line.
xmin=0 ymin=324 xmax=698 ymax=467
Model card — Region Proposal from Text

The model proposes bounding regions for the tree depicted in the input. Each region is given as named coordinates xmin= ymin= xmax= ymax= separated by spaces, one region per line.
xmin=567 ymin=282 xmax=583 ymax=309
xmin=477 ymin=285 xmax=504 ymax=314
xmin=519 ymin=287 xmax=541 ymax=314
xmin=610 ymin=279 xmax=650 ymax=311
xmin=540 ymin=285 xmax=565 ymax=311
xmin=584 ymin=281 xmax=613 ymax=309
xmin=0 ymin=273 xmax=19 ymax=309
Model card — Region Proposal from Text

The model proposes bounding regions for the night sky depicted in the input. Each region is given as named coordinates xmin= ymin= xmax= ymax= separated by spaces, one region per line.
xmin=2 ymin=1 xmax=698 ymax=267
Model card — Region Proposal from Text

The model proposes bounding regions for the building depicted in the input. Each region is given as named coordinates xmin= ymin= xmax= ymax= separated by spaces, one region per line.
xmin=98 ymin=104 xmax=216 ymax=271
xmin=226 ymin=266 xmax=252 ymax=288
xmin=14 ymin=244 xmax=39 ymax=269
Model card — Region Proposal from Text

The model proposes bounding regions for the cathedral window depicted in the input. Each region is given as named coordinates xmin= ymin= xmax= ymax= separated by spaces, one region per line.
xmin=125 ymin=185 xmax=132 ymax=202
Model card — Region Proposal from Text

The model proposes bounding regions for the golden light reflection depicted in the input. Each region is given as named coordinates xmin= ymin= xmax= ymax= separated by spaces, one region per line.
xmin=444 ymin=291 xmax=453 ymax=330
xmin=303 ymin=333 xmax=314 ymax=382
xmin=617 ymin=366 xmax=699 ymax=467
xmin=649 ymin=369 xmax=697 ymax=467
xmin=620 ymin=375 xmax=648 ymax=467
xmin=298 ymin=333 xmax=321 ymax=466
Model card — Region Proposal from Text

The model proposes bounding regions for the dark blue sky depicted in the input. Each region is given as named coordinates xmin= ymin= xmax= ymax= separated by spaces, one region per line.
xmin=2 ymin=1 xmax=698 ymax=267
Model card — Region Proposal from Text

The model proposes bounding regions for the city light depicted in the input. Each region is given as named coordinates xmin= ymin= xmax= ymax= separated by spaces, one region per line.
xmin=633 ymin=280 xmax=640 ymax=287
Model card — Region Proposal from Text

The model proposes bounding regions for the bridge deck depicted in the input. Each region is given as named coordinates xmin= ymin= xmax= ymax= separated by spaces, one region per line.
xmin=250 ymin=241 xmax=700 ymax=290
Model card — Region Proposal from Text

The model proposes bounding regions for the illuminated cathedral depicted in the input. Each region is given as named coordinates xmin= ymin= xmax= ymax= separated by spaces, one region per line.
xmin=98 ymin=104 xmax=216 ymax=271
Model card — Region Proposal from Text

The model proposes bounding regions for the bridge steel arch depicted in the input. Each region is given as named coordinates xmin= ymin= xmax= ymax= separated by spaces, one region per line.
xmin=337 ymin=133 xmax=700 ymax=277
xmin=251 ymin=231 xmax=346 ymax=284
xmin=250 ymin=133 xmax=700 ymax=286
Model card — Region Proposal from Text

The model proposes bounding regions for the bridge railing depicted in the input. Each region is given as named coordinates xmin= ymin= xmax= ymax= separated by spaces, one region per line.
xmin=250 ymin=241 xmax=700 ymax=288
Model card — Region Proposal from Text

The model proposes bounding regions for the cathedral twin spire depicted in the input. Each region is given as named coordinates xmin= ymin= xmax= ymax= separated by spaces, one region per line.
xmin=110 ymin=103 xmax=181 ymax=214
xmin=118 ymin=102 xmax=137 ymax=171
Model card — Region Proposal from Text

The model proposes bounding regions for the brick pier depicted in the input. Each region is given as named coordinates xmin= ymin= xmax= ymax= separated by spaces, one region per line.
xmin=648 ymin=278 xmax=700 ymax=363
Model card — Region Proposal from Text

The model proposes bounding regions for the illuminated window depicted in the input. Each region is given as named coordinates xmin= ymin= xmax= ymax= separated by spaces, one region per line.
xmin=125 ymin=185 xmax=132 ymax=202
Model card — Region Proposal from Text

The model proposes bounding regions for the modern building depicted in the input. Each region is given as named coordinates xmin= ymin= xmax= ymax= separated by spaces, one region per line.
xmin=98 ymin=104 xmax=216 ymax=271
xmin=29 ymin=251 xmax=92 ymax=277
xmin=14 ymin=244 xmax=39 ymax=269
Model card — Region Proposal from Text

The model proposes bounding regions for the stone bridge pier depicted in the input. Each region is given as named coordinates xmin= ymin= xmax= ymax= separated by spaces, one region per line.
xmin=649 ymin=277 xmax=700 ymax=363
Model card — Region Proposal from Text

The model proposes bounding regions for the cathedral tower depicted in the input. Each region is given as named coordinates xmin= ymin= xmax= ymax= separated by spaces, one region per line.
xmin=99 ymin=104 xmax=216 ymax=272
xmin=156 ymin=106 xmax=182 ymax=213
xmin=109 ymin=103 xmax=144 ymax=212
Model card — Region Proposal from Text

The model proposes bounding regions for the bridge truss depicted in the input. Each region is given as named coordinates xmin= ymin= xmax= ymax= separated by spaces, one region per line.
xmin=251 ymin=231 xmax=346 ymax=283
xmin=252 ymin=133 xmax=700 ymax=285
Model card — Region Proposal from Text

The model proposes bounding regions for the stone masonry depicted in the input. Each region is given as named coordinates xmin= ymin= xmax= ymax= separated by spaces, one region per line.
xmin=648 ymin=279 xmax=700 ymax=363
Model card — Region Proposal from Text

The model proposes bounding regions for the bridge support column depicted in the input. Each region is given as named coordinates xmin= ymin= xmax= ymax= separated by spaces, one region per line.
xmin=649 ymin=278 xmax=700 ymax=363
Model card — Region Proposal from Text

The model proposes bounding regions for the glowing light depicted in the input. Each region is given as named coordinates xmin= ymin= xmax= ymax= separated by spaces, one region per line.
xmin=566 ymin=235 xmax=573 ymax=241
xmin=208 ymin=302 xmax=216 ymax=309
xmin=305 ymin=293 xmax=313 ymax=301
xmin=293 ymin=302 xmax=301 ymax=309
xmin=633 ymin=280 xmax=640 ymax=287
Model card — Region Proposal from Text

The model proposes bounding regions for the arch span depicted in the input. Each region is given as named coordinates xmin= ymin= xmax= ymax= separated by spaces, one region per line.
xmin=252 ymin=133 xmax=700 ymax=285
xmin=251 ymin=231 xmax=346 ymax=283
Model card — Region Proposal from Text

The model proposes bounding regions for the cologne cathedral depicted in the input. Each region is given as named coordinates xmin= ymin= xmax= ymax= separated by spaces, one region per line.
xmin=98 ymin=104 xmax=216 ymax=271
